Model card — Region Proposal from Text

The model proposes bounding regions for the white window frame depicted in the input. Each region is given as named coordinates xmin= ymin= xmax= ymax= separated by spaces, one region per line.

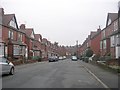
xmin=110 ymin=36 xmax=115 ymax=47
xmin=9 ymin=17 xmax=17 ymax=29
xmin=18 ymin=33 xmax=22 ymax=41
xmin=8 ymin=30 xmax=14 ymax=39
xmin=13 ymin=45 xmax=20 ymax=55
xmin=108 ymin=19 xmax=111 ymax=26
xmin=0 ymin=43 xmax=4 ymax=57
xmin=31 ymin=32 xmax=34 ymax=39
xmin=103 ymin=40 xmax=106 ymax=49
xmin=113 ymin=21 xmax=118 ymax=31
xmin=100 ymin=41 xmax=103 ymax=49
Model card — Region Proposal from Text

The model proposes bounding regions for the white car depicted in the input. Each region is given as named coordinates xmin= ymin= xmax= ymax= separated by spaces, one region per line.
xmin=0 ymin=57 xmax=15 ymax=75
xmin=71 ymin=56 xmax=77 ymax=61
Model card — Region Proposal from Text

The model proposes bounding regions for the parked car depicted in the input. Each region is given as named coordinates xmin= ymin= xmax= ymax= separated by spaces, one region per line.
xmin=49 ymin=56 xmax=58 ymax=62
xmin=58 ymin=56 xmax=63 ymax=60
xmin=71 ymin=56 xmax=77 ymax=61
xmin=0 ymin=57 xmax=15 ymax=75
xmin=63 ymin=56 xmax=66 ymax=59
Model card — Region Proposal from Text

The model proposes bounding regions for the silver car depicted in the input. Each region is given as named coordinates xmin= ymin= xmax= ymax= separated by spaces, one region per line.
xmin=0 ymin=57 xmax=15 ymax=75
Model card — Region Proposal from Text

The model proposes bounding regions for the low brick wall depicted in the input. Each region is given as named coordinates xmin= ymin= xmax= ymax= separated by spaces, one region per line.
xmin=26 ymin=60 xmax=38 ymax=64
xmin=10 ymin=59 xmax=38 ymax=66
xmin=12 ymin=59 xmax=24 ymax=66
xmin=106 ymin=59 xmax=119 ymax=66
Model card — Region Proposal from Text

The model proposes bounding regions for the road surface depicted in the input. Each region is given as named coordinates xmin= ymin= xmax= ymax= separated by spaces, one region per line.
xmin=2 ymin=59 xmax=119 ymax=89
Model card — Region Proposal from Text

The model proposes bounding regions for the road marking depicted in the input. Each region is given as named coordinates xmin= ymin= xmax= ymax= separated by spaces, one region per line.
xmin=84 ymin=66 xmax=111 ymax=90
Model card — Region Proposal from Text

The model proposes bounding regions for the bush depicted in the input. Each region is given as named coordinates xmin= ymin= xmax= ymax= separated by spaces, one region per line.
xmin=31 ymin=56 xmax=41 ymax=62
xmin=92 ymin=54 xmax=100 ymax=61
xmin=84 ymin=57 xmax=89 ymax=63
xmin=85 ymin=48 xmax=93 ymax=57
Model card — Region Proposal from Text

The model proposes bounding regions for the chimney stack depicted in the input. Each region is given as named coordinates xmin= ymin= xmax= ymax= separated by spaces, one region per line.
xmin=97 ymin=26 xmax=101 ymax=32
xmin=20 ymin=24 xmax=26 ymax=29
xmin=0 ymin=8 xmax=4 ymax=16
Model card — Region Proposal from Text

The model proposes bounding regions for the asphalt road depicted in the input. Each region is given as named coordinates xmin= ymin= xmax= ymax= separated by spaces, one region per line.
xmin=2 ymin=59 xmax=119 ymax=88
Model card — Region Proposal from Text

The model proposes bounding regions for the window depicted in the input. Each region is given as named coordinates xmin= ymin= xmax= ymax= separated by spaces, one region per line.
xmin=116 ymin=35 xmax=120 ymax=46
xmin=8 ymin=30 xmax=14 ymax=39
xmin=110 ymin=36 xmax=115 ymax=47
xmin=0 ymin=43 xmax=4 ymax=57
xmin=39 ymin=38 xmax=41 ymax=42
xmin=5 ymin=45 xmax=8 ymax=57
xmin=103 ymin=40 xmax=106 ymax=49
xmin=18 ymin=33 xmax=22 ymax=41
xmin=100 ymin=41 xmax=103 ymax=49
xmin=87 ymin=43 xmax=89 ymax=48
xmin=107 ymin=19 xmax=111 ymax=26
xmin=113 ymin=21 xmax=118 ymax=31
xmin=31 ymin=32 xmax=34 ymax=39
xmin=14 ymin=45 xmax=20 ymax=55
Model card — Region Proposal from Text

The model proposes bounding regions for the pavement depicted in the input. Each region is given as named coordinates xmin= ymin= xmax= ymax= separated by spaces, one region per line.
xmin=2 ymin=59 xmax=119 ymax=89
xmin=78 ymin=60 xmax=119 ymax=88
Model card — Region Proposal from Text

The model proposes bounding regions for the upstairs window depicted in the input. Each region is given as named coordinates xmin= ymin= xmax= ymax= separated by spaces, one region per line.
xmin=113 ymin=21 xmax=118 ymax=31
xmin=18 ymin=33 xmax=23 ymax=42
xmin=8 ymin=30 xmax=14 ymax=39
xmin=103 ymin=40 xmax=106 ymax=49
xmin=110 ymin=36 xmax=115 ymax=47
xmin=39 ymin=38 xmax=41 ymax=42
xmin=9 ymin=17 xmax=17 ymax=29
xmin=100 ymin=41 xmax=103 ymax=49
xmin=31 ymin=32 xmax=34 ymax=39
xmin=107 ymin=19 xmax=111 ymax=26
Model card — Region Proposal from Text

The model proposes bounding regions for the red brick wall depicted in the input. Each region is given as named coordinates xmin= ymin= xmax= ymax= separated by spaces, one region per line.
xmin=106 ymin=38 xmax=110 ymax=54
xmin=91 ymin=32 xmax=101 ymax=55
xmin=105 ymin=24 xmax=113 ymax=37
xmin=2 ymin=26 xmax=9 ymax=41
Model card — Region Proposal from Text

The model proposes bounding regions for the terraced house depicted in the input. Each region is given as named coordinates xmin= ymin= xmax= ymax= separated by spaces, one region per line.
xmin=0 ymin=8 xmax=60 ymax=64
xmin=0 ymin=8 xmax=27 ymax=64
xmin=100 ymin=13 xmax=120 ymax=60
xmin=79 ymin=12 xmax=119 ymax=62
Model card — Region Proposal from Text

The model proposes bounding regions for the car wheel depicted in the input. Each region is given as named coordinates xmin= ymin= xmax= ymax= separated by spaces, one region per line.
xmin=9 ymin=67 xmax=14 ymax=75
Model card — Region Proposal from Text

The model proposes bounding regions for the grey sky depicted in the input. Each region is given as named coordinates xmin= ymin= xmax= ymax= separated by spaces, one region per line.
xmin=0 ymin=0 xmax=119 ymax=46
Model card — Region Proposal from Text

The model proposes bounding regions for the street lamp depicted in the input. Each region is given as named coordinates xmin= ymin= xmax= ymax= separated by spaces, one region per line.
xmin=118 ymin=1 xmax=120 ymax=33
xmin=118 ymin=1 xmax=120 ymax=60
xmin=76 ymin=40 xmax=78 ymax=58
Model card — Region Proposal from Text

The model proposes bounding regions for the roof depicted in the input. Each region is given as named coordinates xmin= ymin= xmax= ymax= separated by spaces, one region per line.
xmin=35 ymin=34 xmax=40 ymax=41
xmin=25 ymin=28 xmax=33 ymax=37
xmin=90 ymin=31 xmax=97 ymax=38
xmin=2 ymin=14 xmax=18 ymax=29
xmin=108 ymin=13 xmax=118 ymax=22
xmin=106 ymin=13 xmax=118 ymax=26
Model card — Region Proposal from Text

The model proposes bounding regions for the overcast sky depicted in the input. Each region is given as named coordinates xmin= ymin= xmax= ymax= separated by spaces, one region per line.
xmin=0 ymin=0 xmax=119 ymax=46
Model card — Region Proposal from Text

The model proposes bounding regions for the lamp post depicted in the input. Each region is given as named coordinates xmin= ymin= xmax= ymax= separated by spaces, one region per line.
xmin=118 ymin=1 xmax=120 ymax=61
xmin=76 ymin=40 xmax=78 ymax=59
xmin=118 ymin=1 xmax=120 ymax=33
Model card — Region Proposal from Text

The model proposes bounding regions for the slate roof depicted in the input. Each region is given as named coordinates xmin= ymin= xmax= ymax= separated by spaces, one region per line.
xmin=2 ymin=14 xmax=19 ymax=29
xmin=106 ymin=13 xmax=118 ymax=26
